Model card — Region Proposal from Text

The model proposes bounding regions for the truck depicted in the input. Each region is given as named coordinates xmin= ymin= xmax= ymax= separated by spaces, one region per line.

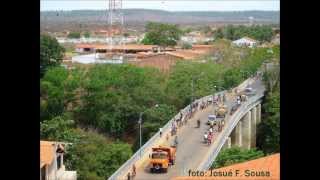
xmin=215 ymin=104 xmax=228 ymax=118
xmin=149 ymin=146 xmax=176 ymax=173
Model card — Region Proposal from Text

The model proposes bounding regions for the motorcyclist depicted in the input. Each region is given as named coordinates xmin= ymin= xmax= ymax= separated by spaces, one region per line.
xmin=204 ymin=132 xmax=208 ymax=144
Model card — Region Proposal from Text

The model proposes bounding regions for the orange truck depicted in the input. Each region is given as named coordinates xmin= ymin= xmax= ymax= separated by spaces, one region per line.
xmin=149 ymin=146 xmax=176 ymax=173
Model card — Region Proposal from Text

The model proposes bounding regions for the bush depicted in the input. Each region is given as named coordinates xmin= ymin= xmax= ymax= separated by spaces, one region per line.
xmin=211 ymin=147 xmax=264 ymax=169
xmin=182 ymin=43 xmax=192 ymax=49
xmin=65 ymin=129 xmax=132 ymax=180
xmin=68 ymin=32 xmax=81 ymax=39
xmin=40 ymin=35 xmax=65 ymax=77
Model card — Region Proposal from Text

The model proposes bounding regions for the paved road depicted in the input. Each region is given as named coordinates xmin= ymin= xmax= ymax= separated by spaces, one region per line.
xmin=133 ymin=79 xmax=264 ymax=180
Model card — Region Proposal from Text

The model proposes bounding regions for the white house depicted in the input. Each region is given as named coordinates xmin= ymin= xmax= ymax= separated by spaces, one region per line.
xmin=232 ymin=37 xmax=258 ymax=48
xmin=40 ymin=141 xmax=76 ymax=180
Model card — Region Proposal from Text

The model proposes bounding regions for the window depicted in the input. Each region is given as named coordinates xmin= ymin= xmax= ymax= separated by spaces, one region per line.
xmin=41 ymin=166 xmax=46 ymax=180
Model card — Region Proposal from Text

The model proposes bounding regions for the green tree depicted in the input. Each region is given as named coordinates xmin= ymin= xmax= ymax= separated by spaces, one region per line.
xmin=68 ymin=32 xmax=81 ymax=39
xmin=83 ymin=31 xmax=90 ymax=38
xmin=64 ymin=130 xmax=132 ymax=180
xmin=214 ymin=28 xmax=224 ymax=39
xmin=257 ymin=70 xmax=280 ymax=153
xmin=141 ymin=22 xmax=182 ymax=47
xmin=181 ymin=42 xmax=192 ymax=49
xmin=40 ymin=115 xmax=80 ymax=142
xmin=40 ymin=35 xmax=65 ymax=77
xmin=211 ymin=147 xmax=264 ymax=169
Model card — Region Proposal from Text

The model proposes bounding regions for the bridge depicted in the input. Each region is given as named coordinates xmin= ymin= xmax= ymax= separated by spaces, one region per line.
xmin=109 ymin=77 xmax=265 ymax=180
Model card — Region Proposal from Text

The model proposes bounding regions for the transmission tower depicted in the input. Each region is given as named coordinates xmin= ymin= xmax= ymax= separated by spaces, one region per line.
xmin=108 ymin=0 xmax=124 ymax=63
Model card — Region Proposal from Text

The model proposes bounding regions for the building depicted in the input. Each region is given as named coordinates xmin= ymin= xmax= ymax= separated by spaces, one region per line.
xmin=173 ymin=153 xmax=280 ymax=180
xmin=232 ymin=37 xmax=258 ymax=48
xmin=40 ymin=141 xmax=76 ymax=180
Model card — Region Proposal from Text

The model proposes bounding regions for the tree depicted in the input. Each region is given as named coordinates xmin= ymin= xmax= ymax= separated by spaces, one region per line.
xmin=181 ymin=42 xmax=192 ymax=49
xmin=211 ymin=147 xmax=264 ymax=169
xmin=40 ymin=35 xmax=65 ymax=77
xmin=214 ymin=28 xmax=224 ymax=39
xmin=40 ymin=115 xmax=79 ymax=142
xmin=68 ymin=32 xmax=81 ymax=39
xmin=257 ymin=70 xmax=280 ymax=154
xmin=83 ymin=31 xmax=90 ymax=38
xmin=141 ymin=22 xmax=182 ymax=47
xmin=64 ymin=130 xmax=132 ymax=180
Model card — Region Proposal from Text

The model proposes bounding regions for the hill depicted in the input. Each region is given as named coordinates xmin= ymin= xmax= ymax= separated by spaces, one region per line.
xmin=40 ymin=9 xmax=279 ymax=32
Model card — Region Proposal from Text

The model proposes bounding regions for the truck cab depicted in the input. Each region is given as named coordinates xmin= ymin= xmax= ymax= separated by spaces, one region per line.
xmin=149 ymin=146 xmax=176 ymax=173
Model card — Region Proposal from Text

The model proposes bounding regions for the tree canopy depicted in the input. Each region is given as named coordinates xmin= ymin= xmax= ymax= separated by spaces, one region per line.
xmin=211 ymin=147 xmax=264 ymax=169
xmin=257 ymin=65 xmax=280 ymax=154
xmin=141 ymin=22 xmax=182 ymax=47
xmin=40 ymin=35 xmax=65 ymax=77
xmin=218 ymin=25 xmax=274 ymax=42
xmin=68 ymin=31 xmax=81 ymax=39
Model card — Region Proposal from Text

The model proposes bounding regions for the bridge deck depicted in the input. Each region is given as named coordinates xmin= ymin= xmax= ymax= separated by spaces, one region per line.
xmin=132 ymin=79 xmax=264 ymax=180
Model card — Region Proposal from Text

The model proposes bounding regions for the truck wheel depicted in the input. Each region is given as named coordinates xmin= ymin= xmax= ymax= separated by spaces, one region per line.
xmin=163 ymin=168 xmax=168 ymax=173
xmin=150 ymin=168 xmax=154 ymax=173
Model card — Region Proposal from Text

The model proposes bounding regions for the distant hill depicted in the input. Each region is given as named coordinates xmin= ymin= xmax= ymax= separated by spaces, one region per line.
xmin=40 ymin=9 xmax=279 ymax=32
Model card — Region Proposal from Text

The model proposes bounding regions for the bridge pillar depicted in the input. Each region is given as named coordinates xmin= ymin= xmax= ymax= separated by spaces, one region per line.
xmin=227 ymin=137 xmax=232 ymax=148
xmin=234 ymin=121 xmax=242 ymax=147
xmin=242 ymin=111 xmax=251 ymax=149
xmin=256 ymin=103 xmax=262 ymax=124
xmin=251 ymin=107 xmax=257 ymax=148
xmin=222 ymin=137 xmax=232 ymax=150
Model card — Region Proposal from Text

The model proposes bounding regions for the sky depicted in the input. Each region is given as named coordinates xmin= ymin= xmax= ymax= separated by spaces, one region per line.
xmin=40 ymin=0 xmax=280 ymax=12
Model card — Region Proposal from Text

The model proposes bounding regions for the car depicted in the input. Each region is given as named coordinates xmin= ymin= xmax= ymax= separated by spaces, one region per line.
xmin=244 ymin=87 xmax=256 ymax=96
xmin=207 ymin=114 xmax=217 ymax=125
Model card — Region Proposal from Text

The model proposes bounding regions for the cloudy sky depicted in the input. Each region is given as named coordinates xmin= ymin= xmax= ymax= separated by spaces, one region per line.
xmin=41 ymin=0 xmax=280 ymax=11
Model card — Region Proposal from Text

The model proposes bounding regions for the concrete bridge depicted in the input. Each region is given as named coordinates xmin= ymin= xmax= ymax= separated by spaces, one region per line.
xmin=108 ymin=77 xmax=265 ymax=180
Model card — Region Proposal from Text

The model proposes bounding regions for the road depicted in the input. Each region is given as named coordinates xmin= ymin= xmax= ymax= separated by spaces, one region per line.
xmin=133 ymin=78 xmax=264 ymax=180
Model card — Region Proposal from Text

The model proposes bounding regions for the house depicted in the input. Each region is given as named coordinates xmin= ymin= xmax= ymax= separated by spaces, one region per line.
xmin=40 ymin=141 xmax=76 ymax=180
xmin=232 ymin=37 xmax=258 ymax=48
xmin=173 ymin=153 xmax=280 ymax=180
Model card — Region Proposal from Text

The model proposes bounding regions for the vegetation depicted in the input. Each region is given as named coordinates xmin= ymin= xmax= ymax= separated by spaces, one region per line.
xmin=257 ymin=63 xmax=280 ymax=154
xmin=68 ymin=31 xmax=81 ymax=39
xmin=211 ymin=147 xmax=264 ymax=169
xmin=219 ymin=25 xmax=274 ymax=42
xmin=40 ymin=36 xmax=278 ymax=178
xmin=83 ymin=31 xmax=90 ymax=38
xmin=40 ymin=35 xmax=65 ymax=77
xmin=40 ymin=115 xmax=132 ymax=180
xmin=181 ymin=42 xmax=192 ymax=49
xmin=141 ymin=22 xmax=182 ymax=47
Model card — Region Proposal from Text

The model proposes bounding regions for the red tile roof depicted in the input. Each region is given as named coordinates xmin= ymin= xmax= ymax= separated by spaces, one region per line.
xmin=172 ymin=153 xmax=280 ymax=180
xmin=40 ymin=141 xmax=55 ymax=168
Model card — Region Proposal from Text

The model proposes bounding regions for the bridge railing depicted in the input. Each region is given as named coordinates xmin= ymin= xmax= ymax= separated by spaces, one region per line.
xmin=108 ymin=77 xmax=256 ymax=179
xmin=197 ymin=92 xmax=264 ymax=171
xmin=108 ymin=92 xmax=226 ymax=180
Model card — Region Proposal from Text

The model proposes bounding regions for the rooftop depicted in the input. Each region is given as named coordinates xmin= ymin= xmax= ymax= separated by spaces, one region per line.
xmin=75 ymin=44 xmax=157 ymax=51
xmin=40 ymin=141 xmax=55 ymax=168
xmin=172 ymin=153 xmax=280 ymax=180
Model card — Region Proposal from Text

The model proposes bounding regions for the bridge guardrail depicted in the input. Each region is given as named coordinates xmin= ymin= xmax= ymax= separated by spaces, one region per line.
xmin=108 ymin=77 xmax=256 ymax=179
xmin=108 ymin=92 xmax=226 ymax=179
xmin=197 ymin=92 xmax=264 ymax=171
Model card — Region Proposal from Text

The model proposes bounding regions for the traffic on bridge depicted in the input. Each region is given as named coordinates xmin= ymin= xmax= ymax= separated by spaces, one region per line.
xmin=109 ymin=77 xmax=265 ymax=180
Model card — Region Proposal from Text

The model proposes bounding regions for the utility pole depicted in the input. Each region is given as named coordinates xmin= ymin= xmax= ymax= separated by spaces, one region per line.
xmin=138 ymin=104 xmax=158 ymax=158
xmin=138 ymin=112 xmax=142 ymax=158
